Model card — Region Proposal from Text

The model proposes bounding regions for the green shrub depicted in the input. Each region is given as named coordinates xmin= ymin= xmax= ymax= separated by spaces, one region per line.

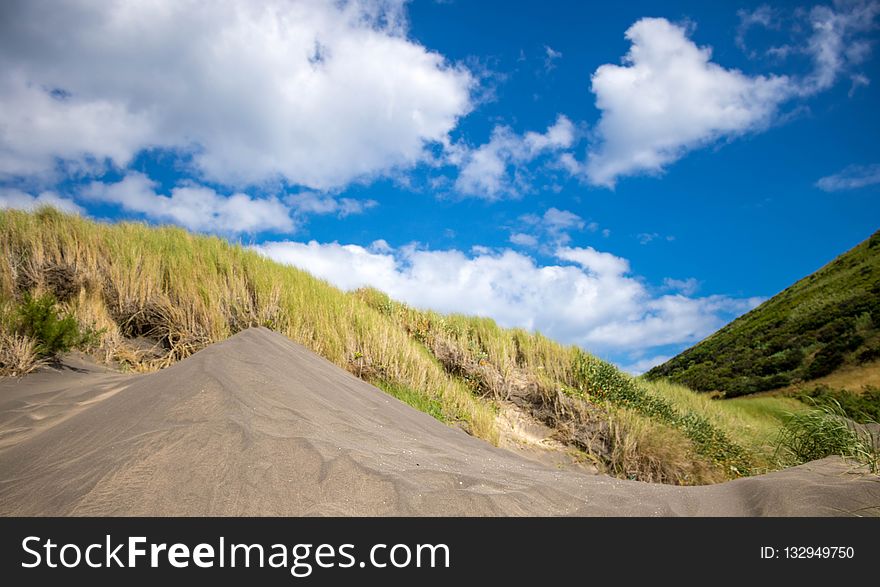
xmin=572 ymin=353 xmax=751 ymax=473
xmin=796 ymin=385 xmax=880 ymax=423
xmin=804 ymin=346 xmax=845 ymax=380
xmin=14 ymin=293 xmax=91 ymax=359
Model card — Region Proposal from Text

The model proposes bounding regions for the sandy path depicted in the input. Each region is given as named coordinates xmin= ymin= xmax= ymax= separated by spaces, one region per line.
xmin=1 ymin=328 xmax=877 ymax=516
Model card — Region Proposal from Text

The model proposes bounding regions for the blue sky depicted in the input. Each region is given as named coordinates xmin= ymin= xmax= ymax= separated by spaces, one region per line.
xmin=1 ymin=0 xmax=879 ymax=372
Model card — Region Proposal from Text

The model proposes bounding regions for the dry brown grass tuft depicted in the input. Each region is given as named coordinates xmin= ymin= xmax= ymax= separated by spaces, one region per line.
xmin=0 ymin=332 xmax=44 ymax=377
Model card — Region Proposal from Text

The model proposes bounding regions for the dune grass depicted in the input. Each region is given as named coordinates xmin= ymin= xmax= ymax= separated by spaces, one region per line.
xmin=356 ymin=288 xmax=753 ymax=480
xmin=0 ymin=208 xmax=836 ymax=484
xmin=0 ymin=208 xmax=496 ymax=441
xmin=642 ymin=379 xmax=807 ymax=470
xmin=775 ymin=400 xmax=879 ymax=473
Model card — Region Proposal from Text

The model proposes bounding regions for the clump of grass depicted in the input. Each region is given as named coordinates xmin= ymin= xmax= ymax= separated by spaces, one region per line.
xmin=374 ymin=380 xmax=447 ymax=423
xmin=776 ymin=399 xmax=879 ymax=472
xmin=0 ymin=331 xmax=44 ymax=377
xmin=604 ymin=408 xmax=723 ymax=485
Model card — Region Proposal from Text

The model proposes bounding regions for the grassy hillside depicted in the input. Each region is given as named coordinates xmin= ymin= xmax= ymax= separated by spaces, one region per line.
xmin=647 ymin=229 xmax=880 ymax=397
xmin=0 ymin=208 xmax=861 ymax=483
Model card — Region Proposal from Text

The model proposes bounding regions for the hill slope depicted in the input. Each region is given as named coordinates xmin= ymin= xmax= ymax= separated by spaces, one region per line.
xmin=1 ymin=327 xmax=877 ymax=516
xmin=647 ymin=230 xmax=880 ymax=397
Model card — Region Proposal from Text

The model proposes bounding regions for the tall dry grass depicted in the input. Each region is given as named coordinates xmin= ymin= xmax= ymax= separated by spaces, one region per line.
xmin=0 ymin=208 xmax=496 ymax=439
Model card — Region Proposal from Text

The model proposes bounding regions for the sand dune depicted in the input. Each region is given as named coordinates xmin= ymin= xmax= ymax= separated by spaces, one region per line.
xmin=0 ymin=328 xmax=877 ymax=516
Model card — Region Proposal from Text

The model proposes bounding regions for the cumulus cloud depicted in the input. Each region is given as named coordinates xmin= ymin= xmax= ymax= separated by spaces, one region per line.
xmin=816 ymin=163 xmax=880 ymax=191
xmin=585 ymin=18 xmax=793 ymax=188
xmin=255 ymin=239 xmax=761 ymax=355
xmin=584 ymin=3 xmax=879 ymax=187
xmin=0 ymin=0 xmax=473 ymax=188
xmin=0 ymin=187 xmax=83 ymax=214
xmin=82 ymin=173 xmax=294 ymax=234
xmin=455 ymin=115 xmax=575 ymax=198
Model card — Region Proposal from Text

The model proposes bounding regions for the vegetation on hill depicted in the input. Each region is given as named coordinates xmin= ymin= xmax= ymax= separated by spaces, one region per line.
xmin=647 ymin=230 xmax=880 ymax=397
xmin=795 ymin=385 xmax=880 ymax=424
xmin=2 ymin=208 xmax=871 ymax=483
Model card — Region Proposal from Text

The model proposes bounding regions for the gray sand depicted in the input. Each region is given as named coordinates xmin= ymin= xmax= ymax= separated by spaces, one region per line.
xmin=1 ymin=328 xmax=878 ymax=516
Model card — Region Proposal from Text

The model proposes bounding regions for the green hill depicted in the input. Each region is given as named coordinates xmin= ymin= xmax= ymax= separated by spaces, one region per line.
xmin=647 ymin=230 xmax=880 ymax=397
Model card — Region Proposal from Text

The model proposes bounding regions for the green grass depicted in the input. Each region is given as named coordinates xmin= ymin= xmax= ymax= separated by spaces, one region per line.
xmin=375 ymin=380 xmax=447 ymax=423
xmin=647 ymin=229 xmax=880 ymax=396
xmin=641 ymin=379 xmax=805 ymax=469
xmin=775 ymin=400 xmax=879 ymax=472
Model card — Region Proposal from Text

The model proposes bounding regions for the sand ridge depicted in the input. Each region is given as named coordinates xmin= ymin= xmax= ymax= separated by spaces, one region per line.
xmin=0 ymin=327 xmax=878 ymax=516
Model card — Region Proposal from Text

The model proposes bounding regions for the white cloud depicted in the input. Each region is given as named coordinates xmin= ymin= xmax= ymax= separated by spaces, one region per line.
xmin=544 ymin=45 xmax=563 ymax=72
xmin=620 ymin=355 xmax=672 ymax=375
xmin=255 ymin=239 xmax=761 ymax=355
xmin=454 ymin=115 xmax=574 ymax=199
xmin=585 ymin=18 xmax=793 ymax=188
xmin=803 ymin=1 xmax=880 ymax=94
xmin=737 ymin=2 xmax=879 ymax=91
xmin=509 ymin=233 xmax=539 ymax=247
xmin=555 ymin=246 xmax=630 ymax=277
xmin=584 ymin=3 xmax=879 ymax=187
xmin=537 ymin=207 xmax=584 ymax=232
xmin=82 ymin=173 xmax=294 ymax=234
xmin=0 ymin=187 xmax=83 ymax=214
xmin=0 ymin=0 xmax=473 ymax=188
xmin=636 ymin=232 xmax=675 ymax=245
xmin=736 ymin=5 xmax=781 ymax=58
xmin=287 ymin=192 xmax=378 ymax=218
xmin=663 ymin=277 xmax=700 ymax=296
xmin=816 ymin=163 xmax=880 ymax=191
xmin=514 ymin=207 xmax=587 ymax=248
